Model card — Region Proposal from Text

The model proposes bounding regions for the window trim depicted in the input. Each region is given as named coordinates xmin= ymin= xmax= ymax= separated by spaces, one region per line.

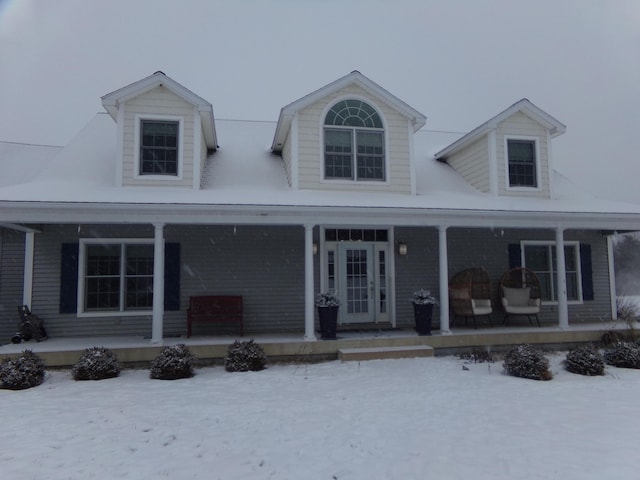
xmin=319 ymin=96 xmax=390 ymax=185
xmin=134 ymin=114 xmax=184 ymax=181
xmin=505 ymin=136 xmax=541 ymax=191
xmin=77 ymin=238 xmax=155 ymax=317
xmin=520 ymin=240 xmax=583 ymax=305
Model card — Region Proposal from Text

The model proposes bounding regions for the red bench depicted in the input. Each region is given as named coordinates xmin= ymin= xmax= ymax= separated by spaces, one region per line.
xmin=187 ymin=295 xmax=243 ymax=337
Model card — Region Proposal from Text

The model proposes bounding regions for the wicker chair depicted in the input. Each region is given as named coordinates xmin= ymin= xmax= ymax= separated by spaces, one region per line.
xmin=499 ymin=267 xmax=542 ymax=327
xmin=448 ymin=267 xmax=493 ymax=329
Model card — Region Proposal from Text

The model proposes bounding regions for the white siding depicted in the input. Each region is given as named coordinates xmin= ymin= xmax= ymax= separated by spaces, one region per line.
xmin=496 ymin=112 xmax=551 ymax=198
xmin=281 ymin=132 xmax=293 ymax=186
xmin=446 ymin=136 xmax=490 ymax=193
xmin=296 ymin=84 xmax=413 ymax=194
xmin=121 ymin=86 xmax=196 ymax=188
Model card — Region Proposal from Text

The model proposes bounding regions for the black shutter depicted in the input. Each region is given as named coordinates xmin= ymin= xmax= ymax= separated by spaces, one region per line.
xmin=580 ymin=244 xmax=594 ymax=301
xmin=164 ymin=243 xmax=180 ymax=311
xmin=60 ymin=243 xmax=79 ymax=314
xmin=508 ymin=244 xmax=522 ymax=269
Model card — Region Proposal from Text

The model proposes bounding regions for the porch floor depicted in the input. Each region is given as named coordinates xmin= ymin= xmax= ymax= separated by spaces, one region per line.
xmin=0 ymin=321 xmax=630 ymax=367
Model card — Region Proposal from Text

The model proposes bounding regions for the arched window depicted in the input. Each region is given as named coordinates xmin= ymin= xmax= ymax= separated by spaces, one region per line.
xmin=324 ymin=100 xmax=385 ymax=181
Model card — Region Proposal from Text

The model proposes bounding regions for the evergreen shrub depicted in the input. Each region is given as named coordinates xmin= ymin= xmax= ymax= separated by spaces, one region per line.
xmin=150 ymin=344 xmax=196 ymax=380
xmin=564 ymin=345 xmax=605 ymax=376
xmin=225 ymin=339 xmax=267 ymax=372
xmin=0 ymin=350 xmax=46 ymax=390
xmin=603 ymin=342 xmax=640 ymax=369
xmin=72 ymin=347 xmax=121 ymax=381
xmin=502 ymin=344 xmax=552 ymax=381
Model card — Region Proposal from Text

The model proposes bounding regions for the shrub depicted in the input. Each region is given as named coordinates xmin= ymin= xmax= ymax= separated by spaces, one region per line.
xmin=150 ymin=344 xmax=196 ymax=380
xmin=601 ymin=330 xmax=627 ymax=347
xmin=0 ymin=350 xmax=46 ymax=390
xmin=72 ymin=347 xmax=120 ymax=381
xmin=502 ymin=344 xmax=552 ymax=381
xmin=564 ymin=345 xmax=605 ymax=376
xmin=225 ymin=339 xmax=267 ymax=372
xmin=604 ymin=342 xmax=640 ymax=369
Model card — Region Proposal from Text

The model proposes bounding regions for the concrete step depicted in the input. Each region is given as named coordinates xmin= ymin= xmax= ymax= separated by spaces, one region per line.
xmin=338 ymin=345 xmax=434 ymax=362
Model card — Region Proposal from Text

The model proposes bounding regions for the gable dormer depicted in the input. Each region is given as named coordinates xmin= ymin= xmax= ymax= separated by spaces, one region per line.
xmin=435 ymin=99 xmax=566 ymax=199
xmin=271 ymin=71 xmax=426 ymax=195
xmin=101 ymin=72 xmax=216 ymax=189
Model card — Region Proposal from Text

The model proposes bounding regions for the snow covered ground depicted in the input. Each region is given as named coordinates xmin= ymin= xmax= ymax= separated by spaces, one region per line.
xmin=2 ymin=353 xmax=639 ymax=479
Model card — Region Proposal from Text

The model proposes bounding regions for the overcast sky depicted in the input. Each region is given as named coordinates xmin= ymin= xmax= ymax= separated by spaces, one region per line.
xmin=1 ymin=0 xmax=639 ymax=202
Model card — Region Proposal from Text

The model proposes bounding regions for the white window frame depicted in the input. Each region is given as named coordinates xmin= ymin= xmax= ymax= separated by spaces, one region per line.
xmin=134 ymin=114 xmax=184 ymax=181
xmin=505 ymin=136 xmax=541 ymax=191
xmin=319 ymin=96 xmax=390 ymax=185
xmin=521 ymin=240 xmax=583 ymax=305
xmin=77 ymin=238 xmax=154 ymax=317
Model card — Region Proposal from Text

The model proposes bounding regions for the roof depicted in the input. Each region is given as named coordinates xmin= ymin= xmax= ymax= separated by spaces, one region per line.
xmin=0 ymin=113 xmax=638 ymax=231
xmin=271 ymin=71 xmax=427 ymax=152
xmin=101 ymin=71 xmax=217 ymax=150
xmin=435 ymin=99 xmax=566 ymax=161
xmin=0 ymin=140 xmax=62 ymax=186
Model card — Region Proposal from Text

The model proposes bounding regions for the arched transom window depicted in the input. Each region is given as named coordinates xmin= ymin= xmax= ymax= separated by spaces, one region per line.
xmin=324 ymin=100 xmax=385 ymax=181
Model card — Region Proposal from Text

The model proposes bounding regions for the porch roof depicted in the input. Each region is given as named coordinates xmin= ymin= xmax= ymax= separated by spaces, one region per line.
xmin=0 ymin=114 xmax=639 ymax=231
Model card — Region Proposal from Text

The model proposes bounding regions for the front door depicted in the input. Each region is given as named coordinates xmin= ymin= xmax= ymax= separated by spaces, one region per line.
xmin=335 ymin=242 xmax=389 ymax=324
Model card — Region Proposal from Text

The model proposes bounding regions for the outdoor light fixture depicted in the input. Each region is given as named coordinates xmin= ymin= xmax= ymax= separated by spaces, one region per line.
xmin=313 ymin=243 xmax=318 ymax=255
xmin=398 ymin=241 xmax=408 ymax=256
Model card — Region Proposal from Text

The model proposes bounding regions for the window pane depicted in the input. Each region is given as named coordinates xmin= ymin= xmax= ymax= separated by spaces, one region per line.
xmin=324 ymin=100 xmax=382 ymax=128
xmin=140 ymin=120 xmax=179 ymax=176
xmin=508 ymin=140 xmax=536 ymax=187
xmin=325 ymin=129 xmax=353 ymax=179
xmin=125 ymin=245 xmax=154 ymax=310
xmin=357 ymin=131 xmax=384 ymax=180
xmin=524 ymin=245 xmax=549 ymax=271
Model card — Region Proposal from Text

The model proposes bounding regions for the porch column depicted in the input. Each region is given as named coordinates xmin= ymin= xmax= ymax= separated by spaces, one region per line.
xmin=151 ymin=223 xmax=165 ymax=344
xmin=22 ymin=231 xmax=35 ymax=308
xmin=304 ymin=224 xmax=316 ymax=341
xmin=438 ymin=226 xmax=451 ymax=333
xmin=555 ymin=227 xmax=569 ymax=329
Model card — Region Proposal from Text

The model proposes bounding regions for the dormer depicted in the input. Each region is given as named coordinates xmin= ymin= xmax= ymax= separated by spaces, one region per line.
xmin=435 ymin=99 xmax=566 ymax=199
xmin=101 ymin=72 xmax=217 ymax=189
xmin=271 ymin=71 xmax=426 ymax=194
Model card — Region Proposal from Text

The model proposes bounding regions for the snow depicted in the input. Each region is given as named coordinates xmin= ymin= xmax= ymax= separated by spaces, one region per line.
xmin=1 ymin=114 xmax=639 ymax=218
xmin=2 ymin=353 xmax=639 ymax=479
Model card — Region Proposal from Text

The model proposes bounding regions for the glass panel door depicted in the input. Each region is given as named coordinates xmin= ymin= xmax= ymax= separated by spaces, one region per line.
xmin=338 ymin=244 xmax=374 ymax=323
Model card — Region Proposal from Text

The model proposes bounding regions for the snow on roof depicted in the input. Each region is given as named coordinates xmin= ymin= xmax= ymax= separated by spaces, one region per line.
xmin=0 ymin=113 xmax=638 ymax=220
xmin=0 ymin=140 xmax=61 ymax=186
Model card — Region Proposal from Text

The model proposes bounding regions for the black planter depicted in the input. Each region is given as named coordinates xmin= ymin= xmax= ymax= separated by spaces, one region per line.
xmin=413 ymin=303 xmax=434 ymax=336
xmin=317 ymin=306 xmax=339 ymax=340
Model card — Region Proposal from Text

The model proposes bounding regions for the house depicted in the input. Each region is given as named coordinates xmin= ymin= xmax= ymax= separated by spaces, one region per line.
xmin=1 ymin=70 xmax=639 ymax=344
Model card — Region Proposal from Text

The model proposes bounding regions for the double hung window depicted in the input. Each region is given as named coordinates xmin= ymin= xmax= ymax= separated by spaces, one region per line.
xmin=523 ymin=242 xmax=580 ymax=302
xmin=140 ymin=120 xmax=179 ymax=175
xmin=507 ymin=139 xmax=537 ymax=188
xmin=324 ymin=100 xmax=385 ymax=181
xmin=81 ymin=241 xmax=154 ymax=313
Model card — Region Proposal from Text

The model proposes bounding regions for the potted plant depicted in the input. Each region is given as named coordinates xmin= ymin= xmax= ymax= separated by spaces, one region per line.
xmin=315 ymin=291 xmax=340 ymax=340
xmin=411 ymin=289 xmax=439 ymax=336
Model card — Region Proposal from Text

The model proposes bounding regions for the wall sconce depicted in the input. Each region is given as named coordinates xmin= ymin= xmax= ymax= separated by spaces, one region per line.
xmin=313 ymin=243 xmax=318 ymax=255
xmin=398 ymin=241 xmax=408 ymax=256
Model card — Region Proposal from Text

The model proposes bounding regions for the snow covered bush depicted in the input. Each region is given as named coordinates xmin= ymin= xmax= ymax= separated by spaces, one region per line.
xmin=564 ymin=345 xmax=605 ymax=376
xmin=72 ymin=347 xmax=120 ymax=381
xmin=150 ymin=344 xmax=196 ymax=380
xmin=502 ymin=344 xmax=552 ymax=381
xmin=603 ymin=342 xmax=640 ymax=369
xmin=0 ymin=350 xmax=46 ymax=390
xmin=225 ymin=339 xmax=267 ymax=372
xmin=459 ymin=347 xmax=496 ymax=363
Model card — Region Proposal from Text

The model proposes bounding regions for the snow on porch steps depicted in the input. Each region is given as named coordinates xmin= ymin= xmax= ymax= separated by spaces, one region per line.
xmin=338 ymin=345 xmax=434 ymax=362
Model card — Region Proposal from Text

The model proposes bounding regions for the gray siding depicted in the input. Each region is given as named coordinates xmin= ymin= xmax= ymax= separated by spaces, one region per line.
xmin=27 ymin=224 xmax=308 ymax=338
xmin=394 ymin=227 xmax=612 ymax=328
xmin=0 ymin=229 xmax=25 ymax=341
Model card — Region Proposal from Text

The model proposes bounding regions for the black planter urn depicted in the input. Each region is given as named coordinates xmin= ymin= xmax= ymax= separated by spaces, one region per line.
xmin=413 ymin=303 xmax=434 ymax=336
xmin=317 ymin=306 xmax=339 ymax=340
